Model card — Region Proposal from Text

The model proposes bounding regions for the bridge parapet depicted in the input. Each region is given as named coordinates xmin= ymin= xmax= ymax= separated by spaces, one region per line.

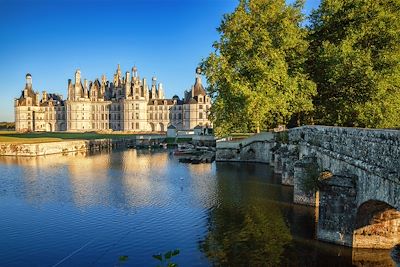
xmin=289 ymin=126 xmax=400 ymax=182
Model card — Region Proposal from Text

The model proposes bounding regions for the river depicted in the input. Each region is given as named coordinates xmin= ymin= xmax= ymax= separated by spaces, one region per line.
xmin=0 ymin=149 xmax=396 ymax=266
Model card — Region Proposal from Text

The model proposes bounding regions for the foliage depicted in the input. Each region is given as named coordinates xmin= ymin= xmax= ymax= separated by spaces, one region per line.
xmin=299 ymin=162 xmax=321 ymax=193
xmin=152 ymin=249 xmax=180 ymax=267
xmin=275 ymin=131 xmax=289 ymax=144
xmin=200 ymin=203 xmax=292 ymax=266
xmin=201 ymin=0 xmax=316 ymax=136
xmin=308 ymin=0 xmax=400 ymax=128
xmin=0 ymin=122 xmax=15 ymax=130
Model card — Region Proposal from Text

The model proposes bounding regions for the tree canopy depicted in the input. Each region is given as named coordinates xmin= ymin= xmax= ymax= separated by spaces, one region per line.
xmin=202 ymin=0 xmax=316 ymax=135
xmin=202 ymin=0 xmax=400 ymax=134
xmin=308 ymin=0 xmax=400 ymax=128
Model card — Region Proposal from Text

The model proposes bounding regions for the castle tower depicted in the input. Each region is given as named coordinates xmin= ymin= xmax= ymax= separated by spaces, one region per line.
xmin=113 ymin=64 xmax=122 ymax=87
xmin=125 ymin=71 xmax=131 ymax=97
xmin=42 ymin=91 xmax=47 ymax=102
xmin=68 ymin=79 xmax=73 ymax=100
xmin=75 ymin=69 xmax=81 ymax=84
xmin=23 ymin=73 xmax=32 ymax=97
xmin=74 ymin=69 xmax=82 ymax=100
xmin=26 ymin=73 xmax=32 ymax=88
xmin=100 ymin=74 xmax=106 ymax=96
xmin=151 ymin=77 xmax=157 ymax=99
xmin=158 ymin=83 xmax=164 ymax=99
xmin=132 ymin=66 xmax=138 ymax=79
xmin=84 ymin=79 xmax=89 ymax=98
xmin=192 ymin=67 xmax=206 ymax=97
xmin=143 ymin=78 xmax=149 ymax=100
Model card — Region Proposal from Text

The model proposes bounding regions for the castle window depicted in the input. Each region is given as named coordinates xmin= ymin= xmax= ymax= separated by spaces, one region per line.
xmin=178 ymin=114 xmax=182 ymax=120
xmin=150 ymin=114 xmax=153 ymax=120
xmin=135 ymin=113 xmax=139 ymax=119
xmin=199 ymin=113 xmax=203 ymax=119
xmin=199 ymin=105 xmax=203 ymax=109
xmin=136 ymin=123 xmax=139 ymax=129
xmin=136 ymin=104 xmax=139 ymax=110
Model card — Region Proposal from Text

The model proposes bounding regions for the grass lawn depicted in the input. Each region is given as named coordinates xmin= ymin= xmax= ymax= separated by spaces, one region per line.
xmin=0 ymin=131 xmax=157 ymax=144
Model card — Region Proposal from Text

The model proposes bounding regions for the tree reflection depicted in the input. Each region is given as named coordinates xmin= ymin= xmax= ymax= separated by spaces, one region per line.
xmin=200 ymin=202 xmax=292 ymax=266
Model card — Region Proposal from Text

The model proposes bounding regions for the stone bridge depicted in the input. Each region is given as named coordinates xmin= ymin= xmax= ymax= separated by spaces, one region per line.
xmin=285 ymin=126 xmax=400 ymax=249
xmin=216 ymin=126 xmax=400 ymax=249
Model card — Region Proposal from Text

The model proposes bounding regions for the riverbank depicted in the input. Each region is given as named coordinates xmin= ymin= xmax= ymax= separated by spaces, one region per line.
xmin=0 ymin=131 xmax=156 ymax=156
xmin=0 ymin=139 xmax=114 ymax=156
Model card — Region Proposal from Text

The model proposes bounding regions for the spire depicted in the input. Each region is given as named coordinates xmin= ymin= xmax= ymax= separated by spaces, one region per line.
xmin=132 ymin=66 xmax=138 ymax=78
xmin=75 ymin=69 xmax=81 ymax=85
xmin=25 ymin=73 xmax=32 ymax=88
xmin=192 ymin=67 xmax=206 ymax=97
xmin=114 ymin=64 xmax=122 ymax=87
xmin=158 ymin=83 xmax=164 ymax=99
xmin=151 ymin=77 xmax=157 ymax=99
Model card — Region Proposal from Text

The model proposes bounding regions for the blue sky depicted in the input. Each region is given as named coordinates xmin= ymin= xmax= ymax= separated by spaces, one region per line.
xmin=0 ymin=0 xmax=320 ymax=122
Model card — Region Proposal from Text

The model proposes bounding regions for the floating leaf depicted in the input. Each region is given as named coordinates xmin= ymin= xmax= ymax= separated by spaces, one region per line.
xmin=118 ymin=255 xmax=129 ymax=262
xmin=172 ymin=249 xmax=180 ymax=256
xmin=152 ymin=254 xmax=163 ymax=261
xmin=164 ymin=251 xmax=172 ymax=259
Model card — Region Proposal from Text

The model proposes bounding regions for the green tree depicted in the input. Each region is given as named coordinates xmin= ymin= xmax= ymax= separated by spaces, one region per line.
xmin=201 ymin=0 xmax=316 ymax=136
xmin=308 ymin=0 xmax=400 ymax=128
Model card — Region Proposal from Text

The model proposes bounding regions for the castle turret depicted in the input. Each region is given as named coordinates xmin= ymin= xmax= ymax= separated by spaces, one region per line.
xmin=125 ymin=71 xmax=131 ymax=97
xmin=67 ymin=79 xmax=73 ymax=100
xmin=26 ymin=73 xmax=32 ymax=88
xmin=192 ymin=67 xmax=206 ymax=97
xmin=35 ymin=92 xmax=40 ymax=106
xmin=151 ymin=76 xmax=157 ymax=99
xmin=132 ymin=66 xmax=138 ymax=79
xmin=84 ymin=79 xmax=89 ymax=98
xmin=74 ymin=69 xmax=82 ymax=100
xmin=23 ymin=73 xmax=33 ymax=97
xmin=75 ymin=69 xmax=81 ymax=85
xmin=143 ymin=78 xmax=149 ymax=100
xmin=42 ymin=91 xmax=47 ymax=102
xmin=158 ymin=83 xmax=164 ymax=99
xmin=100 ymin=75 xmax=106 ymax=96
xmin=113 ymin=64 xmax=122 ymax=87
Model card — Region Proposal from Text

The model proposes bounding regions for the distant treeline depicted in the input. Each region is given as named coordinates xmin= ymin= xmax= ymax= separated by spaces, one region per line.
xmin=0 ymin=122 xmax=15 ymax=130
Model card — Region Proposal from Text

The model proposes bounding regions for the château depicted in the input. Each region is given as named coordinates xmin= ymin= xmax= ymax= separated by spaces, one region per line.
xmin=15 ymin=65 xmax=211 ymax=132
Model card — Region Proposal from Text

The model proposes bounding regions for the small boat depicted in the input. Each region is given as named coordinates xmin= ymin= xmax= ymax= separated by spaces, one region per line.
xmin=173 ymin=144 xmax=196 ymax=155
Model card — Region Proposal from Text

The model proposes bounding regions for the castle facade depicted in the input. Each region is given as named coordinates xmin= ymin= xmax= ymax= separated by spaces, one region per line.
xmin=15 ymin=65 xmax=212 ymax=132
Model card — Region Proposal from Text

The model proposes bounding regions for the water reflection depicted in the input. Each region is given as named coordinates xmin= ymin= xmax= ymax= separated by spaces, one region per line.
xmin=0 ymin=151 xmax=397 ymax=266
xmin=200 ymin=163 xmax=292 ymax=266
xmin=200 ymin=203 xmax=291 ymax=266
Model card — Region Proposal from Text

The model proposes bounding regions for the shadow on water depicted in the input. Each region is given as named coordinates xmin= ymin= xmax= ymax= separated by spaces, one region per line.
xmin=200 ymin=162 xmax=397 ymax=267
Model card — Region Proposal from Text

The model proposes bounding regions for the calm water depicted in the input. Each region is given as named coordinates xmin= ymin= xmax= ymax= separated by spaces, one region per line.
xmin=0 ymin=149 xmax=396 ymax=266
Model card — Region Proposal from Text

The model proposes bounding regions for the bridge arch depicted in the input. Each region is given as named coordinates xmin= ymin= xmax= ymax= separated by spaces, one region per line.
xmin=353 ymin=200 xmax=400 ymax=249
